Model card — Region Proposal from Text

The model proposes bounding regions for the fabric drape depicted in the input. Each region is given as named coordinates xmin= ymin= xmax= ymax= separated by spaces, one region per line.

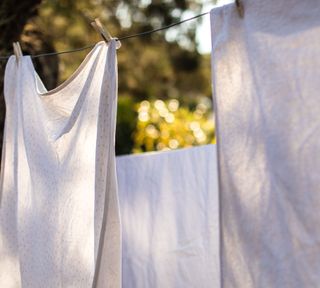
xmin=211 ymin=1 xmax=320 ymax=287
xmin=0 ymin=40 xmax=121 ymax=288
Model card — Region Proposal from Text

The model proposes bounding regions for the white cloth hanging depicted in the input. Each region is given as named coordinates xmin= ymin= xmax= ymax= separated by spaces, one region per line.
xmin=0 ymin=40 xmax=121 ymax=288
xmin=116 ymin=145 xmax=221 ymax=288
xmin=211 ymin=1 xmax=320 ymax=287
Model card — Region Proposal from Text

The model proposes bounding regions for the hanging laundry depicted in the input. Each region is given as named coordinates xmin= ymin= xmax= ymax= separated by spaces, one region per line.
xmin=116 ymin=145 xmax=220 ymax=288
xmin=211 ymin=0 xmax=320 ymax=287
xmin=0 ymin=40 xmax=121 ymax=288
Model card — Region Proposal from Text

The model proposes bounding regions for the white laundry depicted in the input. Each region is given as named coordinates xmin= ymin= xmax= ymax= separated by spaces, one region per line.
xmin=211 ymin=1 xmax=320 ymax=287
xmin=116 ymin=145 xmax=220 ymax=288
xmin=0 ymin=40 xmax=121 ymax=288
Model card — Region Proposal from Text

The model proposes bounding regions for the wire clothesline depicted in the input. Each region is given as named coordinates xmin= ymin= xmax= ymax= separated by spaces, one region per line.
xmin=0 ymin=11 xmax=209 ymax=61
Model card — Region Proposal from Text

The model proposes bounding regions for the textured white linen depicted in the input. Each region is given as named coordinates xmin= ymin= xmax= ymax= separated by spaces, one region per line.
xmin=0 ymin=40 xmax=121 ymax=288
xmin=211 ymin=1 xmax=320 ymax=287
xmin=116 ymin=145 xmax=220 ymax=288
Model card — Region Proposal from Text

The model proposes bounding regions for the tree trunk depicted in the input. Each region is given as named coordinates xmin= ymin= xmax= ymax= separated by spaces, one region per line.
xmin=0 ymin=0 xmax=59 ymax=155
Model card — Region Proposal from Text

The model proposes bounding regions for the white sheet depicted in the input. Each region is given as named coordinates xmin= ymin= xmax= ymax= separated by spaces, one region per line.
xmin=211 ymin=1 xmax=320 ymax=287
xmin=116 ymin=145 xmax=220 ymax=288
xmin=0 ymin=40 xmax=121 ymax=288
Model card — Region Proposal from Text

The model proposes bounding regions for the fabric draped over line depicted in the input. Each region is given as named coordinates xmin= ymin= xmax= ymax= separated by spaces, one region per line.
xmin=0 ymin=40 xmax=121 ymax=288
xmin=210 ymin=1 xmax=320 ymax=287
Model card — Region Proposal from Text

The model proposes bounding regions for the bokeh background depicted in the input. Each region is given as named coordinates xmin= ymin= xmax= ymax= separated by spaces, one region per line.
xmin=0 ymin=0 xmax=232 ymax=155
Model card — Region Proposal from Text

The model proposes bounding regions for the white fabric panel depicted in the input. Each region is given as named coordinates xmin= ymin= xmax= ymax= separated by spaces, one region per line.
xmin=211 ymin=1 xmax=320 ymax=287
xmin=0 ymin=40 xmax=121 ymax=288
xmin=117 ymin=145 xmax=220 ymax=288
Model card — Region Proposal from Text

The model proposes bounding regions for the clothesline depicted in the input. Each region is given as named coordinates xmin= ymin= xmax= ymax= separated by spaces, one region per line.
xmin=0 ymin=11 xmax=209 ymax=61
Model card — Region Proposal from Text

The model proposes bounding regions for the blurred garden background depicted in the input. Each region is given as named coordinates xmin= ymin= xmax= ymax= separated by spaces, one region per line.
xmin=0 ymin=0 xmax=231 ymax=155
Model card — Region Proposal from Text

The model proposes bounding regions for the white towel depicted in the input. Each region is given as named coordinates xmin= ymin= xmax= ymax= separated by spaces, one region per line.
xmin=211 ymin=1 xmax=320 ymax=287
xmin=116 ymin=145 xmax=220 ymax=288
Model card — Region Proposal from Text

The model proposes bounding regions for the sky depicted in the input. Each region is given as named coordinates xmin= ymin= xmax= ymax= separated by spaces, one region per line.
xmin=197 ymin=0 xmax=234 ymax=54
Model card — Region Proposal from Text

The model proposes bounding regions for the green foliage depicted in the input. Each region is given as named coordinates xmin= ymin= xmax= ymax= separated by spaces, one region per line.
xmin=35 ymin=0 xmax=207 ymax=93
xmin=133 ymin=98 xmax=215 ymax=153
xmin=116 ymin=96 xmax=137 ymax=155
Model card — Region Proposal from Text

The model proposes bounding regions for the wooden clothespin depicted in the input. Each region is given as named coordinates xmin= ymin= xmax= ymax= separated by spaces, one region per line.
xmin=91 ymin=18 xmax=112 ymax=43
xmin=13 ymin=41 xmax=23 ymax=63
xmin=235 ymin=0 xmax=244 ymax=18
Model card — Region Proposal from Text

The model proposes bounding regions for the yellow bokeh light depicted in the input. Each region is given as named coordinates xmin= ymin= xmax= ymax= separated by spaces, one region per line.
xmin=168 ymin=99 xmax=179 ymax=112
xmin=169 ymin=139 xmax=179 ymax=149
xmin=138 ymin=111 xmax=150 ymax=122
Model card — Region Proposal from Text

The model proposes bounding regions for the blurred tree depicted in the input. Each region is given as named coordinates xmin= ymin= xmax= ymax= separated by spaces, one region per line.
xmin=0 ymin=0 xmax=59 ymax=154
xmin=116 ymin=96 xmax=137 ymax=155
xmin=0 ymin=0 xmax=215 ymax=155
xmin=34 ymin=0 xmax=208 ymax=99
